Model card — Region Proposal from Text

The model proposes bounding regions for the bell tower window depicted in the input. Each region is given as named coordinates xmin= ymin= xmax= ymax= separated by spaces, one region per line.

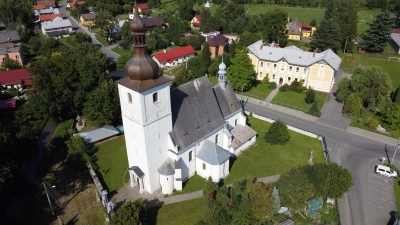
xmin=128 ymin=93 xmax=132 ymax=103
xmin=153 ymin=92 xmax=159 ymax=103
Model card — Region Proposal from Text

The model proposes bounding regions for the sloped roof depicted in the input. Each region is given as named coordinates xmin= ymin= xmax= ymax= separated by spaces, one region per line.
xmin=41 ymin=17 xmax=72 ymax=30
xmin=248 ymin=40 xmax=342 ymax=71
xmin=230 ymin=124 xmax=257 ymax=149
xmin=38 ymin=8 xmax=60 ymax=15
xmin=193 ymin=14 xmax=201 ymax=22
xmin=33 ymin=4 xmax=46 ymax=9
xmin=213 ymin=83 xmax=241 ymax=118
xmin=0 ymin=69 xmax=32 ymax=85
xmin=0 ymin=30 xmax=21 ymax=44
xmin=158 ymin=160 xmax=175 ymax=175
xmin=81 ymin=13 xmax=97 ymax=21
xmin=142 ymin=17 xmax=166 ymax=27
xmin=153 ymin=46 xmax=195 ymax=63
xmin=207 ymin=34 xmax=229 ymax=47
xmin=129 ymin=166 xmax=144 ymax=177
xmin=0 ymin=99 xmax=16 ymax=109
xmin=390 ymin=33 xmax=400 ymax=45
xmin=287 ymin=22 xmax=302 ymax=35
xmin=39 ymin=14 xmax=62 ymax=21
xmin=68 ymin=1 xmax=85 ymax=9
xmin=197 ymin=140 xmax=231 ymax=165
xmin=74 ymin=125 xmax=119 ymax=144
xmin=137 ymin=3 xmax=149 ymax=10
xmin=0 ymin=43 xmax=20 ymax=54
xmin=37 ymin=0 xmax=56 ymax=7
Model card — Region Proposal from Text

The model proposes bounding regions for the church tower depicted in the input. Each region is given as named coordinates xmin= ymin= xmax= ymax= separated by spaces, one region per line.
xmin=218 ymin=57 xmax=227 ymax=90
xmin=116 ymin=2 xmax=172 ymax=194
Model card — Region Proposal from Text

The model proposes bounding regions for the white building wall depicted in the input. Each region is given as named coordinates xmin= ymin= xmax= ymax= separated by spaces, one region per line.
xmin=233 ymin=135 xmax=256 ymax=155
xmin=176 ymin=146 xmax=196 ymax=180
xmin=225 ymin=112 xmax=245 ymax=127
xmin=160 ymin=174 xmax=174 ymax=194
xmin=196 ymin=158 xmax=223 ymax=181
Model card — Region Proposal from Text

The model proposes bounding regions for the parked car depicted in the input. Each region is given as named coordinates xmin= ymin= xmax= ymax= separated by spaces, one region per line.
xmin=375 ymin=165 xmax=398 ymax=178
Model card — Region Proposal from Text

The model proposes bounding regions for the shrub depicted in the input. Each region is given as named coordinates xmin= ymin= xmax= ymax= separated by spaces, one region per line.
xmin=268 ymin=82 xmax=277 ymax=90
xmin=308 ymin=99 xmax=320 ymax=116
xmin=264 ymin=120 xmax=290 ymax=145
xmin=279 ymin=84 xmax=290 ymax=92
xmin=290 ymin=80 xmax=303 ymax=93
xmin=261 ymin=75 xmax=269 ymax=86
xmin=6 ymin=88 xmax=18 ymax=97
xmin=305 ymin=88 xmax=315 ymax=104
xmin=368 ymin=117 xmax=379 ymax=130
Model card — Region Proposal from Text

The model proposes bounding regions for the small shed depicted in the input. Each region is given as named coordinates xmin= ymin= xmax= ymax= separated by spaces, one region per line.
xmin=306 ymin=197 xmax=323 ymax=214
xmin=74 ymin=125 xmax=120 ymax=144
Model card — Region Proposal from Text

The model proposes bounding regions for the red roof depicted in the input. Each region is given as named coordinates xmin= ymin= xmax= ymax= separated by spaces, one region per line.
xmin=0 ymin=99 xmax=16 ymax=109
xmin=137 ymin=3 xmax=149 ymax=10
xmin=39 ymin=14 xmax=62 ymax=21
xmin=69 ymin=1 xmax=85 ymax=9
xmin=192 ymin=22 xmax=200 ymax=26
xmin=0 ymin=69 xmax=32 ymax=85
xmin=153 ymin=46 xmax=196 ymax=63
xmin=36 ymin=0 xmax=56 ymax=7
xmin=23 ymin=80 xmax=33 ymax=85
xmin=195 ymin=15 xmax=201 ymax=22
xmin=33 ymin=4 xmax=46 ymax=9
xmin=393 ymin=28 xmax=400 ymax=34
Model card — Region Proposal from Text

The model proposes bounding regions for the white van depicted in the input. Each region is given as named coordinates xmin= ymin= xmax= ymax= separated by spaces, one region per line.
xmin=375 ymin=165 xmax=398 ymax=178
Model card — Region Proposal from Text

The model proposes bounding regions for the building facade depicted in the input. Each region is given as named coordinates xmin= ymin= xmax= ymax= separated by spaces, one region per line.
xmin=248 ymin=40 xmax=342 ymax=93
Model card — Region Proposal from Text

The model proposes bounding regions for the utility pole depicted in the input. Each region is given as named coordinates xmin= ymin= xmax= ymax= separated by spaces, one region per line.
xmin=43 ymin=182 xmax=55 ymax=215
xmin=391 ymin=138 xmax=400 ymax=164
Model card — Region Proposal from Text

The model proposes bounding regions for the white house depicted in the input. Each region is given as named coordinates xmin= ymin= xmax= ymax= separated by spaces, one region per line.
xmin=41 ymin=16 xmax=72 ymax=37
xmin=116 ymin=4 xmax=256 ymax=195
xmin=152 ymin=45 xmax=196 ymax=68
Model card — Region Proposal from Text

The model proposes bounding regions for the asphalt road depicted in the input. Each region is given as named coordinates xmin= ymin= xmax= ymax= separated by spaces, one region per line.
xmin=58 ymin=1 xmax=120 ymax=61
xmin=244 ymin=102 xmax=399 ymax=225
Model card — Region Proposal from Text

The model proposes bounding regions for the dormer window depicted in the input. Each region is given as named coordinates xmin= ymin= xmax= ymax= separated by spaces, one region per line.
xmin=153 ymin=92 xmax=159 ymax=103
xmin=128 ymin=93 xmax=132 ymax=103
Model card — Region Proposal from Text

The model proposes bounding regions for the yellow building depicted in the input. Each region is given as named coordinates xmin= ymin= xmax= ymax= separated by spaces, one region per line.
xmin=286 ymin=19 xmax=316 ymax=40
xmin=247 ymin=40 xmax=342 ymax=93
xmin=80 ymin=13 xmax=97 ymax=26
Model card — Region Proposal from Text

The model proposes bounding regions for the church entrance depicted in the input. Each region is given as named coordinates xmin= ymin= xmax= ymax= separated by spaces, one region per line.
xmin=279 ymin=77 xmax=283 ymax=85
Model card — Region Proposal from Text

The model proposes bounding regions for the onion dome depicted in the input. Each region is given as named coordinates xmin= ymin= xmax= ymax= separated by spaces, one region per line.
xmin=130 ymin=1 xmax=146 ymax=33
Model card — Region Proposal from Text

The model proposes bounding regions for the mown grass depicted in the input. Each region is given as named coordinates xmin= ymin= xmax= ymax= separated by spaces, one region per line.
xmin=395 ymin=177 xmax=400 ymax=212
xmin=171 ymin=174 xmax=207 ymax=196
xmin=146 ymin=197 xmax=204 ymax=225
xmin=95 ymin=136 xmax=130 ymax=193
xmin=95 ymin=36 xmax=108 ymax=46
xmin=112 ymin=47 xmax=130 ymax=56
xmin=244 ymin=84 xmax=273 ymax=100
xmin=272 ymin=90 xmax=327 ymax=112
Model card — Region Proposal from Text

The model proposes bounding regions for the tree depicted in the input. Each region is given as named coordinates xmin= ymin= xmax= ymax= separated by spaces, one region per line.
xmin=308 ymin=98 xmax=320 ymax=116
xmin=184 ymin=35 xmax=204 ymax=50
xmin=334 ymin=0 xmax=359 ymax=51
xmin=360 ymin=10 xmax=394 ymax=53
xmin=264 ymin=120 xmax=291 ymax=145
xmin=116 ymin=51 xmax=133 ymax=70
xmin=368 ymin=117 xmax=379 ymax=130
xmin=178 ymin=0 xmax=194 ymax=21
xmin=95 ymin=9 xmax=117 ymax=43
xmin=310 ymin=19 xmax=317 ymax=27
xmin=66 ymin=136 xmax=92 ymax=170
xmin=271 ymin=186 xmax=281 ymax=213
xmin=343 ymin=93 xmax=362 ymax=116
xmin=83 ymin=80 xmax=121 ymax=125
xmin=305 ymin=88 xmax=316 ymax=104
xmin=147 ymin=0 xmax=161 ymax=8
xmin=171 ymin=68 xmax=195 ymax=88
xmin=0 ymin=59 xmax=22 ymax=71
xmin=244 ymin=180 xmax=273 ymax=220
xmin=310 ymin=19 xmax=341 ymax=53
xmin=75 ymin=32 xmax=92 ymax=44
xmin=111 ymin=199 xmax=147 ymax=225
xmin=227 ymin=48 xmax=256 ymax=91
xmin=324 ymin=0 xmax=336 ymax=20
xmin=199 ymin=41 xmax=211 ymax=70
xmin=0 ymin=0 xmax=34 ymax=41
xmin=337 ymin=77 xmax=351 ymax=102
xmin=238 ymin=31 xmax=262 ymax=49
xmin=395 ymin=86 xmax=400 ymax=104
xmin=120 ymin=21 xmax=133 ymax=49
xmin=208 ymin=54 xmax=231 ymax=77
xmin=259 ymin=9 xmax=289 ymax=47
xmin=380 ymin=101 xmax=400 ymax=130
xmin=389 ymin=0 xmax=400 ymax=22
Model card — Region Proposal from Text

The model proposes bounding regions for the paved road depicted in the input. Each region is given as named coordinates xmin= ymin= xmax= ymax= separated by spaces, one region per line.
xmin=244 ymin=102 xmax=399 ymax=225
xmin=59 ymin=0 xmax=120 ymax=61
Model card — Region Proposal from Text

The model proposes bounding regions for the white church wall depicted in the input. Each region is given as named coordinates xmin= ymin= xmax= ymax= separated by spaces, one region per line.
xmin=196 ymin=158 xmax=212 ymax=180
xmin=142 ymin=82 xmax=172 ymax=125
xmin=205 ymin=129 xmax=225 ymax=147
xmin=119 ymin=85 xmax=144 ymax=124
xmin=177 ymin=146 xmax=196 ymax=180
xmin=160 ymin=174 xmax=174 ymax=194
xmin=225 ymin=111 xmax=244 ymax=127
xmin=234 ymin=135 xmax=256 ymax=156
xmin=218 ymin=161 xmax=229 ymax=179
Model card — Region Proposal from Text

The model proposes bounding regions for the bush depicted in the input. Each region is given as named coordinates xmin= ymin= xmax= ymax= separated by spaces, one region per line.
xmin=268 ymin=82 xmax=277 ymax=90
xmin=290 ymin=80 xmax=303 ymax=93
xmin=264 ymin=120 xmax=291 ymax=145
xmin=305 ymin=88 xmax=315 ymax=104
xmin=308 ymin=99 xmax=320 ymax=116
xmin=261 ymin=75 xmax=269 ymax=86
xmin=368 ymin=117 xmax=379 ymax=130
xmin=279 ymin=84 xmax=290 ymax=92
xmin=6 ymin=88 xmax=18 ymax=97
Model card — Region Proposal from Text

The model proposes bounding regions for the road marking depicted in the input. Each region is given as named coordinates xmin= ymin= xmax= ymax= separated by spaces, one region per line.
xmin=368 ymin=179 xmax=393 ymax=187
xmin=368 ymin=195 xmax=394 ymax=203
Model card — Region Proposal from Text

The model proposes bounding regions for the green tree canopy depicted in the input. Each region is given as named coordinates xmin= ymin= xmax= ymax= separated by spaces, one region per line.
xmin=308 ymin=98 xmax=320 ymax=116
xmin=208 ymin=54 xmax=231 ymax=77
xmin=95 ymin=9 xmax=117 ymax=43
xmin=178 ymin=0 xmax=194 ymax=20
xmin=227 ymin=48 xmax=256 ymax=91
xmin=264 ymin=120 xmax=291 ymax=145
xmin=305 ymin=88 xmax=316 ymax=104
xmin=343 ymin=93 xmax=362 ymax=116
xmin=199 ymin=41 xmax=211 ymax=70
xmin=0 ymin=59 xmax=23 ymax=71
xmin=360 ymin=10 xmax=394 ymax=53
xmin=259 ymin=9 xmax=289 ymax=47
xmin=238 ymin=31 xmax=262 ymax=49
xmin=111 ymin=199 xmax=147 ymax=225
xmin=310 ymin=19 xmax=341 ymax=53
xmin=381 ymin=101 xmax=400 ymax=130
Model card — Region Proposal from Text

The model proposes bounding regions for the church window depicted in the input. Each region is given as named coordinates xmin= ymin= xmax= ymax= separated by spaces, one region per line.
xmin=235 ymin=119 xmax=238 ymax=126
xmin=266 ymin=62 xmax=270 ymax=70
xmin=260 ymin=62 xmax=264 ymax=67
xmin=153 ymin=92 xmax=159 ymax=103
xmin=215 ymin=134 xmax=219 ymax=144
xmin=203 ymin=163 xmax=206 ymax=170
xmin=289 ymin=66 xmax=292 ymax=72
xmin=259 ymin=72 xmax=262 ymax=78
xmin=189 ymin=151 xmax=193 ymax=162
xmin=128 ymin=93 xmax=132 ymax=103
xmin=296 ymin=67 xmax=300 ymax=73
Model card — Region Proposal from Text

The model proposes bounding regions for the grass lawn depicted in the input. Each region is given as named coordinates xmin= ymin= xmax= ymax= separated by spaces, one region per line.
xmin=95 ymin=36 xmax=108 ymax=46
xmin=394 ymin=177 xmax=400 ymax=211
xmin=116 ymin=14 xmax=129 ymax=20
xmin=146 ymin=197 xmax=204 ymax=225
xmin=224 ymin=116 xmax=324 ymax=183
xmin=112 ymin=47 xmax=130 ymax=56
xmin=244 ymin=84 xmax=273 ymax=100
xmin=95 ymin=136 xmax=129 ymax=193
xmin=171 ymin=174 xmax=207 ymax=196
xmin=271 ymin=90 xmax=327 ymax=112
xmin=79 ymin=118 xmax=100 ymax=132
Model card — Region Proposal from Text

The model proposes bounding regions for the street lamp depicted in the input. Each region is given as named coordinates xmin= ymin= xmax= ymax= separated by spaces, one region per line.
xmin=241 ymin=83 xmax=247 ymax=106
xmin=391 ymin=138 xmax=400 ymax=164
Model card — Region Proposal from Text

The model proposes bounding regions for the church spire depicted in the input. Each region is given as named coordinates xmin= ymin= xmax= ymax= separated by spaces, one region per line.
xmin=218 ymin=56 xmax=227 ymax=90
xmin=124 ymin=0 xmax=159 ymax=81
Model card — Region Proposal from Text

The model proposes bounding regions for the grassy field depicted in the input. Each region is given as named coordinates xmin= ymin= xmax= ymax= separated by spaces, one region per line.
xmin=95 ymin=136 xmax=130 ymax=193
xmin=96 ymin=36 xmax=108 ymax=46
xmin=244 ymin=84 xmax=273 ymax=100
xmin=272 ymin=90 xmax=327 ymax=112
xmin=224 ymin=116 xmax=324 ymax=183
xmin=395 ymin=177 xmax=400 ymax=211
xmin=146 ymin=198 xmax=204 ymax=225
xmin=172 ymin=174 xmax=207 ymax=195
xmin=112 ymin=47 xmax=130 ymax=56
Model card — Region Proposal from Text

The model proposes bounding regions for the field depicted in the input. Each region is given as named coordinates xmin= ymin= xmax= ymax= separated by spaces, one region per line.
xmin=272 ymin=90 xmax=327 ymax=112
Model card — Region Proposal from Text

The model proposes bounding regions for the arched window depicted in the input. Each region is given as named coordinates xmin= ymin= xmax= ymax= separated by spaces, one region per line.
xmin=215 ymin=134 xmax=219 ymax=144
xmin=235 ymin=119 xmax=238 ymax=126
xmin=128 ymin=93 xmax=132 ymax=103
xmin=153 ymin=92 xmax=159 ymax=103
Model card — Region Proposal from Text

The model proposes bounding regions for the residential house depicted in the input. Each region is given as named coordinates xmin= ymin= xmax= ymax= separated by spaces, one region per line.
xmin=34 ymin=7 xmax=61 ymax=25
xmin=0 ymin=69 xmax=33 ymax=89
xmin=389 ymin=33 xmax=400 ymax=54
xmin=201 ymin=31 xmax=220 ymax=38
xmin=41 ymin=17 xmax=73 ymax=37
xmin=152 ymin=45 xmax=196 ymax=68
xmin=206 ymin=34 xmax=229 ymax=59
xmin=66 ymin=1 xmax=85 ymax=9
xmin=247 ymin=40 xmax=342 ymax=93
xmin=0 ymin=43 xmax=23 ymax=66
xmin=110 ymin=20 xmax=126 ymax=40
xmin=115 ymin=6 xmax=257 ymax=195
xmin=80 ymin=13 xmax=97 ymax=26
xmin=223 ymin=33 xmax=239 ymax=44
xmin=33 ymin=5 xmax=46 ymax=10
xmin=286 ymin=19 xmax=316 ymax=40
xmin=191 ymin=15 xmax=201 ymax=30
xmin=142 ymin=17 xmax=166 ymax=30
xmin=136 ymin=3 xmax=149 ymax=13
xmin=36 ymin=0 xmax=56 ymax=7
xmin=39 ymin=14 xmax=63 ymax=22
xmin=0 ymin=30 xmax=21 ymax=46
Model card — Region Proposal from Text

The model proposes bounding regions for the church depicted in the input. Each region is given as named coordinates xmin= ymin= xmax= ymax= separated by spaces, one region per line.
xmin=116 ymin=3 xmax=257 ymax=195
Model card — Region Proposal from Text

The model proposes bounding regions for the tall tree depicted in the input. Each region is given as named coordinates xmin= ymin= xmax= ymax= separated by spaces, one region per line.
xmin=271 ymin=186 xmax=281 ymax=213
xmin=199 ymin=41 xmax=211 ymax=70
xmin=119 ymin=20 xmax=132 ymax=49
xmin=208 ymin=54 xmax=231 ymax=77
xmin=360 ymin=10 xmax=394 ymax=53
xmin=227 ymin=48 xmax=256 ymax=91
xmin=238 ymin=31 xmax=262 ymax=49
xmin=259 ymin=9 xmax=289 ymax=47
xmin=116 ymin=52 xmax=132 ymax=70
xmin=95 ymin=9 xmax=117 ymax=43
xmin=389 ymin=0 xmax=400 ymax=21
xmin=244 ymin=180 xmax=273 ymax=220
xmin=381 ymin=101 xmax=400 ymax=130
xmin=147 ymin=0 xmax=161 ymax=8
xmin=264 ymin=120 xmax=291 ymax=145
xmin=0 ymin=59 xmax=23 ymax=71
xmin=335 ymin=0 xmax=359 ymax=51
xmin=178 ymin=0 xmax=194 ymax=20
xmin=308 ymin=98 xmax=320 ymax=116
xmin=111 ymin=199 xmax=147 ymax=225
xmin=324 ymin=0 xmax=336 ymax=20
xmin=310 ymin=18 xmax=317 ymax=27
xmin=310 ymin=19 xmax=341 ymax=53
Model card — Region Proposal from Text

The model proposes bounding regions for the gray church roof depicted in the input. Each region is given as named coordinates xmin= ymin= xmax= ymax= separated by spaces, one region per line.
xmin=74 ymin=125 xmax=119 ymax=144
xmin=197 ymin=139 xmax=231 ymax=165
xmin=170 ymin=76 xmax=240 ymax=151
xmin=248 ymin=40 xmax=342 ymax=71
xmin=158 ymin=161 xmax=175 ymax=176
xmin=129 ymin=166 xmax=144 ymax=177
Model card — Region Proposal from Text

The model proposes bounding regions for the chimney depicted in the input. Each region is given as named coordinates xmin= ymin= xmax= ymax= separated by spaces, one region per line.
xmin=313 ymin=48 xmax=318 ymax=57
xmin=260 ymin=45 xmax=263 ymax=50
xmin=270 ymin=41 xmax=275 ymax=48
xmin=163 ymin=49 xmax=166 ymax=53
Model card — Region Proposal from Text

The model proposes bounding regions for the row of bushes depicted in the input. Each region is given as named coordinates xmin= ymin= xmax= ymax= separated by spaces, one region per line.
xmin=279 ymin=81 xmax=305 ymax=93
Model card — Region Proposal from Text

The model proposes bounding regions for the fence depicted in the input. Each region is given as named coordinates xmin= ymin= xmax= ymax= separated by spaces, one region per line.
xmin=235 ymin=91 xmax=265 ymax=101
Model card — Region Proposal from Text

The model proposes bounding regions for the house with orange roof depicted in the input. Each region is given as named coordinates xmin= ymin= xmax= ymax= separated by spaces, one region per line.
xmin=39 ymin=14 xmax=62 ymax=22
xmin=67 ymin=1 xmax=85 ymax=9
xmin=191 ymin=15 xmax=200 ymax=30
xmin=33 ymin=5 xmax=46 ymax=10
xmin=152 ymin=45 xmax=196 ymax=68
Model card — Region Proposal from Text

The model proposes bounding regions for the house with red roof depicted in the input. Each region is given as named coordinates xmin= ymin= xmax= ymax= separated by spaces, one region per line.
xmin=39 ymin=14 xmax=62 ymax=21
xmin=191 ymin=15 xmax=201 ymax=30
xmin=286 ymin=19 xmax=316 ymax=40
xmin=137 ymin=3 xmax=149 ymax=12
xmin=152 ymin=45 xmax=196 ymax=68
xmin=36 ymin=0 xmax=56 ymax=7
xmin=0 ymin=99 xmax=17 ymax=110
xmin=0 ymin=69 xmax=33 ymax=89
xmin=66 ymin=1 xmax=85 ymax=9
xmin=33 ymin=5 xmax=46 ymax=10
